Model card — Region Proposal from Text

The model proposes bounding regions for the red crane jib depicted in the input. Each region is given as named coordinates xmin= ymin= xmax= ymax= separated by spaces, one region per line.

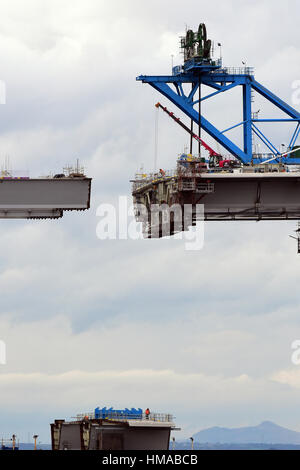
xmin=155 ymin=102 xmax=220 ymax=158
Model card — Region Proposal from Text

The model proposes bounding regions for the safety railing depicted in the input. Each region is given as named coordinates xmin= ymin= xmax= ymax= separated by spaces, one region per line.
xmin=196 ymin=183 xmax=215 ymax=193
xmin=132 ymin=170 xmax=177 ymax=191
xmin=214 ymin=66 xmax=254 ymax=76
xmin=177 ymin=170 xmax=208 ymax=178
xmin=172 ymin=63 xmax=253 ymax=76
xmin=75 ymin=412 xmax=174 ymax=423
xmin=178 ymin=180 xmax=195 ymax=191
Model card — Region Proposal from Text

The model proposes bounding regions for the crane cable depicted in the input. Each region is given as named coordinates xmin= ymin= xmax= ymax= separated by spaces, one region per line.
xmin=154 ymin=105 xmax=159 ymax=171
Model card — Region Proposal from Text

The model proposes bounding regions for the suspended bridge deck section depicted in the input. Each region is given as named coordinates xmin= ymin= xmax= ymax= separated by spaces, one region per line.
xmin=0 ymin=177 xmax=91 ymax=219
xmin=132 ymin=171 xmax=300 ymax=223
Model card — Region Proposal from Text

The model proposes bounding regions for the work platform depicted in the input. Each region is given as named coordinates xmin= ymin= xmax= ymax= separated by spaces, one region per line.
xmin=0 ymin=177 xmax=91 ymax=219
xmin=51 ymin=408 xmax=176 ymax=450
xmin=132 ymin=170 xmax=300 ymax=237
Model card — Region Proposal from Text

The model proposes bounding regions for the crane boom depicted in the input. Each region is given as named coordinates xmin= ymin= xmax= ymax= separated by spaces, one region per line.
xmin=155 ymin=102 xmax=220 ymax=157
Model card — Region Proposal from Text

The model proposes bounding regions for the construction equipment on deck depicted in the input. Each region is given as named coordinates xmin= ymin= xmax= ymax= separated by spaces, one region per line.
xmin=133 ymin=22 xmax=300 ymax=251
xmin=155 ymin=102 xmax=240 ymax=169
xmin=137 ymin=24 xmax=300 ymax=165
xmin=0 ymin=162 xmax=91 ymax=219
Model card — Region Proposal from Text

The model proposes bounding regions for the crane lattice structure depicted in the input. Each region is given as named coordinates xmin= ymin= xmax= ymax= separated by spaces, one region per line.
xmin=137 ymin=23 xmax=300 ymax=165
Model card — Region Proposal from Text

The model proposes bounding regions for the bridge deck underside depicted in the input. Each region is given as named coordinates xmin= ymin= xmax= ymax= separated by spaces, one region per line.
xmin=0 ymin=178 xmax=91 ymax=219
xmin=133 ymin=174 xmax=300 ymax=223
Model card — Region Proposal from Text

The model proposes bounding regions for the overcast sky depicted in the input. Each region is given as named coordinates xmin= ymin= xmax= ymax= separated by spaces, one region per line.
xmin=0 ymin=0 xmax=299 ymax=444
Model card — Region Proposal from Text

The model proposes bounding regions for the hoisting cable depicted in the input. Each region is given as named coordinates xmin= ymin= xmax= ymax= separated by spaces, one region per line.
xmin=154 ymin=104 xmax=159 ymax=171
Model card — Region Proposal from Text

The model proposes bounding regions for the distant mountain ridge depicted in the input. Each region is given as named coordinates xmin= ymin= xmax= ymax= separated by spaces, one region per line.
xmin=192 ymin=421 xmax=300 ymax=444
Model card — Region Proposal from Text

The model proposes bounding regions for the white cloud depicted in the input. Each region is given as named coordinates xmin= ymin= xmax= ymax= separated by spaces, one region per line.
xmin=272 ymin=369 xmax=300 ymax=389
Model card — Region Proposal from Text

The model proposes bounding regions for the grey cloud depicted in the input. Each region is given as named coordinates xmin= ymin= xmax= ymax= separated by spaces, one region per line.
xmin=0 ymin=0 xmax=299 ymax=444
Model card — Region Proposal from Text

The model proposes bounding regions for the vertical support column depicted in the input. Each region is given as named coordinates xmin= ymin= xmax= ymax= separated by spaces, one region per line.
xmin=243 ymin=81 xmax=252 ymax=158
xmin=198 ymin=78 xmax=201 ymax=156
xmin=190 ymin=85 xmax=193 ymax=154
xmin=190 ymin=119 xmax=193 ymax=154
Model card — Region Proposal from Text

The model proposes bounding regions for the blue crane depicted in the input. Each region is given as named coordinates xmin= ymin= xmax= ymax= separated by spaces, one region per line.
xmin=137 ymin=23 xmax=300 ymax=165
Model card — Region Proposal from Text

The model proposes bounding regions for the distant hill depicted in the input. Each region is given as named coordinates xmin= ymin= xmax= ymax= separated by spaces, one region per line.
xmin=192 ymin=421 xmax=300 ymax=445
xmin=171 ymin=441 xmax=300 ymax=450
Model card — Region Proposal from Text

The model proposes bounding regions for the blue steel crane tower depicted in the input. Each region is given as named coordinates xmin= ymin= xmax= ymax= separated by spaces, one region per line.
xmin=136 ymin=23 xmax=300 ymax=165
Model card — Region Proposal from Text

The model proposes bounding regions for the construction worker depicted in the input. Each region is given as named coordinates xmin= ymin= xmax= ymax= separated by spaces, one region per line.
xmin=145 ymin=408 xmax=150 ymax=420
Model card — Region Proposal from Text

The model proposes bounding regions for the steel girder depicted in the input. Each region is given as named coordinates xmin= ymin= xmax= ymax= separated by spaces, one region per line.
xmin=137 ymin=72 xmax=300 ymax=164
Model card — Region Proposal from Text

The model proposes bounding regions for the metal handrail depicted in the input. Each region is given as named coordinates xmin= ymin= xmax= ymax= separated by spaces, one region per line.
xmin=75 ymin=412 xmax=174 ymax=423
xmin=215 ymin=66 xmax=254 ymax=76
